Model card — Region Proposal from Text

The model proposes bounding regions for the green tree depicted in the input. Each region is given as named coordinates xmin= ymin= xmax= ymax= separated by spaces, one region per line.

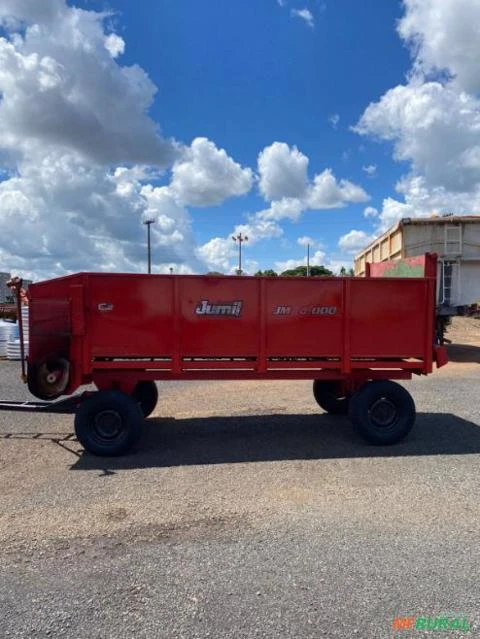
xmin=280 ymin=265 xmax=333 ymax=277
xmin=254 ymin=269 xmax=278 ymax=276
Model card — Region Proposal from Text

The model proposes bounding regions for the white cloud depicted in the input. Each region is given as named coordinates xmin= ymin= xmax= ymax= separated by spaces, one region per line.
xmin=0 ymin=2 xmax=177 ymax=168
xmin=0 ymin=0 xmax=65 ymax=27
xmin=306 ymin=169 xmax=369 ymax=209
xmin=291 ymin=8 xmax=314 ymax=28
xmin=256 ymin=143 xmax=369 ymax=220
xmin=338 ymin=230 xmax=374 ymax=254
xmin=258 ymin=142 xmax=309 ymax=201
xmin=256 ymin=197 xmax=305 ymax=222
xmin=362 ymin=164 xmax=377 ymax=177
xmin=297 ymin=236 xmax=317 ymax=247
xmin=363 ymin=206 xmax=378 ymax=218
xmin=328 ymin=114 xmax=340 ymax=129
xmin=197 ymin=218 xmax=283 ymax=273
xmin=170 ymin=137 xmax=253 ymax=207
xmin=356 ymin=82 xmax=480 ymax=193
xmin=275 ymin=249 xmax=326 ymax=273
xmin=0 ymin=1 xmax=259 ymax=279
xmin=355 ymin=0 xmax=480 ymax=232
xmin=398 ymin=0 xmax=480 ymax=94
xmin=196 ymin=237 xmax=236 ymax=273
xmin=104 ymin=33 xmax=125 ymax=58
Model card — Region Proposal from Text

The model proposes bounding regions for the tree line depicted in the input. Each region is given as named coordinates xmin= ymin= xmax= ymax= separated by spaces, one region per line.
xmin=207 ymin=265 xmax=355 ymax=277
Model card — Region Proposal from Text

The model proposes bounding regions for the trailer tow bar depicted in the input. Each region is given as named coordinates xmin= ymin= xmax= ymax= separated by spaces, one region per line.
xmin=0 ymin=395 xmax=86 ymax=415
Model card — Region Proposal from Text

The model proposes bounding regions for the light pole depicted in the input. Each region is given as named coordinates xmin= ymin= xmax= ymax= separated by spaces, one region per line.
xmin=232 ymin=232 xmax=248 ymax=275
xmin=143 ymin=215 xmax=156 ymax=274
xmin=307 ymin=243 xmax=310 ymax=277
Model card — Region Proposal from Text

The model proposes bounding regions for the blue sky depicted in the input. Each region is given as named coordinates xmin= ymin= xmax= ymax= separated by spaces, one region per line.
xmin=94 ymin=0 xmax=410 ymax=267
xmin=0 ymin=0 xmax=479 ymax=278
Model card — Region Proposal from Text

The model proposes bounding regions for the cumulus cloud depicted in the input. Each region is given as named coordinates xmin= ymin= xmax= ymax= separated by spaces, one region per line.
xmin=0 ymin=0 xmax=65 ymax=26
xmin=363 ymin=206 xmax=378 ymax=218
xmin=104 ymin=33 xmax=125 ymax=58
xmin=0 ymin=0 xmax=257 ymax=279
xmin=291 ymin=8 xmax=314 ymax=28
xmin=297 ymin=236 xmax=317 ymax=247
xmin=398 ymin=0 xmax=480 ymax=93
xmin=258 ymin=142 xmax=309 ymax=201
xmin=170 ymin=137 xmax=253 ymax=207
xmin=203 ymin=139 xmax=369 ymax=273
xmin=306 ymin=170 xmax=369 ymax=209
xmin=362 ymin=164 xmax=377 ymax=177
xmin=197 ymin=218 xmax=283 ymax=272
xmin=356 ymin=82 xmax=480 ymax=193
xmin=355 ymin=0 xmax=480 ymax=230
xmin=275 ymin=249 xmax=326 ymax=274
xmin=338 ymin=230 xmax=374 ymax=254
xmin=256 ymin=143 xmax=368 ymax=218
xmin=0 ymin=2 xmax=177 ymax=167
xmin=197 ymin=142 xmax=367 ymax=276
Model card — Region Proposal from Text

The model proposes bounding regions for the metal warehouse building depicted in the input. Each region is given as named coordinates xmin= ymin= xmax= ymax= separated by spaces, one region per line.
xmin=354 ymin=216 xmax=480 ymax=314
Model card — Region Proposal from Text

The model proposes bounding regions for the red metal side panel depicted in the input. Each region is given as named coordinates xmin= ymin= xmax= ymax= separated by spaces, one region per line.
xmin=87 ymin=275 xmax=175 ymax=357
xmin=349 ymin=279 xmax=428 ymax=358
xmin=28 ymin=276 xmax=78 ymax=363
xmin=264 ymin=279 xmax=343 ymax=357
xmin=178 ymin=276 xmax=259 ymax=357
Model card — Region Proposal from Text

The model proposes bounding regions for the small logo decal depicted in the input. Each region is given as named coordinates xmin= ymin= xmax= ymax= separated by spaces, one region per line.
xmin=98 ymin=303 xmax=114 ymax=312
xmin=195 ymin=300 xmax=243 ymax=317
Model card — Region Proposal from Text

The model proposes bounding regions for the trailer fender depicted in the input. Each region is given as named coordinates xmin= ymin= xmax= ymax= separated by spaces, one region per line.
xmin=434 ymin=345 xmax=448 ymax=369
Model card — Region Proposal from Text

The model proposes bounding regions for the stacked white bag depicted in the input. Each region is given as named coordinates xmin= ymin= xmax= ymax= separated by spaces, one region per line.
xmin=0 ymin=320 xmax=17 ymax=357
xmin=6 ymin=306 xmax=29 ymax=361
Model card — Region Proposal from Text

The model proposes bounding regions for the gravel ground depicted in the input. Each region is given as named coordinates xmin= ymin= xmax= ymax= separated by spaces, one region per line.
xmin=0 ymin=358 xmax=479 ymax=638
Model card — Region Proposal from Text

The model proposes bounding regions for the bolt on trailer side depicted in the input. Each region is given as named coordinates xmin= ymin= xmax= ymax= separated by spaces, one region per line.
xmin=22 ymin=253 xmax=447 ymax=455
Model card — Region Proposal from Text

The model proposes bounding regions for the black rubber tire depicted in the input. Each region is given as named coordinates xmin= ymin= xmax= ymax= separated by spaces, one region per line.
xmin=27 ymin=357 xmax=70 ymax=401
xmin=313 ymin=380 xmax=350 ymax=415
xmin=348 ymin=380 xmax=416 ymax=445
xmin=132 ymin=381 xmax=159 ymax=418
xmin=74 ymin=390 xmax=144 ymax=456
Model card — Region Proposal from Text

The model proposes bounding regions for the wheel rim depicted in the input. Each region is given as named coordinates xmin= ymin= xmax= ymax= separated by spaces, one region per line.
xmin=93 ymin=409 xmax=123 ymax=441
xmin=369 ymin=397 xmax=398 ymax=428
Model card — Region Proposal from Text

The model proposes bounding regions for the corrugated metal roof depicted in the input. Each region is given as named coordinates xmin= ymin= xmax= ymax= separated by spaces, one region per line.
xmin=401 ymin=215 xmax=480 ymax=224
xmin=354 ymin=215 xmax=480 ymax=259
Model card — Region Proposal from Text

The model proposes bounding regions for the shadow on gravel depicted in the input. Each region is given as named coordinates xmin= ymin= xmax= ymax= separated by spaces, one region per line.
xmin=70 ymin=411 xmax=480 ymax=472
xmin=447 ymin=343 xmax=480 ymax=363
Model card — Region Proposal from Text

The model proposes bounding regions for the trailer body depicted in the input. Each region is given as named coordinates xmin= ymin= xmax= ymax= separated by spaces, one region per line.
xmin=27 ymin=254 xmax=445 ymax=393
xmin=19 ymin=254 xmax=447 ymax=455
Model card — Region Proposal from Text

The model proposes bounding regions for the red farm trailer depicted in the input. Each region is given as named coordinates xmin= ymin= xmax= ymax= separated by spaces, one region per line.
xmin=6 ymin=253 xmax=447 ymax=456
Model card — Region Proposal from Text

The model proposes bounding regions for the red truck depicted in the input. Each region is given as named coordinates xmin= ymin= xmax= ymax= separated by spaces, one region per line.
xmin=12 ymin=253 xmax=447 ymax=456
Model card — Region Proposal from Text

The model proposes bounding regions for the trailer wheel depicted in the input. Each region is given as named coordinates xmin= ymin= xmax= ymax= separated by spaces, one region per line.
xmin=132 ymin=381 xmax=159 ymax=418
xmin=27 ymin=357 xmax=70 ymax=400
xmin=348 ymin=381 xmax=415 ymax=445
xmin=313 ymin=380 xmax=350 ymax=415
xmin=74 ymin=390 xmax=143 ymax=456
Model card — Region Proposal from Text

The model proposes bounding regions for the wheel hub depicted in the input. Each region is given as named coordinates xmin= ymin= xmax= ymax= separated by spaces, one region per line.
xmin=93 ymin=410 xmax=123 ymax=440
xmin=369 ymin=397 xmax=397 ymax=427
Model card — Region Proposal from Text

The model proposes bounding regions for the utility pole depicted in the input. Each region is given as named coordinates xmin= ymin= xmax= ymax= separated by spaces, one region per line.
xmin=307 ymin=243 xmax=310 ymax=277
xmin=143 ymin=215 xmax=155 ymax=274
xmin=232 ymin=232 xmax=248 ymax=275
